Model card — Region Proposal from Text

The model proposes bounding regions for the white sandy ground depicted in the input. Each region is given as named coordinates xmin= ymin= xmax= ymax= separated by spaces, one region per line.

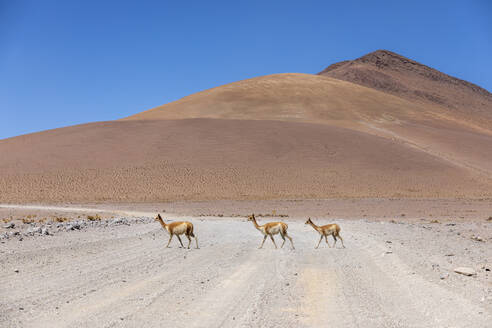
xmin=0 ymin=204 xmax=162 ymax=220
xmin=0 ymin=205 xmax=491 ymax=328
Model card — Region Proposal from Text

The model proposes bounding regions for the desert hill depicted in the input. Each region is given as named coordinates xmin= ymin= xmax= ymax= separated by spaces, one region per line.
xmin=1 ymin=51 xmax=491 ymax=202
xmin=123 ymin=73 xmax=434 ymax=126
xmin=1 ymin=118 xmax=490 ymax=202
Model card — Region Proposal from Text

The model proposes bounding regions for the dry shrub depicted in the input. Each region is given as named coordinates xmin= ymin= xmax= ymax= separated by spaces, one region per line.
xmin=87 ymin=214 xmax=101 ymax=221
xmin=52 ymin=217 xmax=69 ymax=223
xmin=257 ymin=213 xmax=288 ymax=218
xmin=430 ymin=219 xmax=440 ymax=224
xmin=22 ymin=217 xmax=36 ymax=224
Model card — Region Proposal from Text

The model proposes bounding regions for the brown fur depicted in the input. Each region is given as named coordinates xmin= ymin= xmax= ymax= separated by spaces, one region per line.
xmin=305 ymin=217 xmax=345 ymax=249
xmin=155 ymin=214 xmax=198 ymax=249
xmin=247 ymin=214 xmax=294 ymax=249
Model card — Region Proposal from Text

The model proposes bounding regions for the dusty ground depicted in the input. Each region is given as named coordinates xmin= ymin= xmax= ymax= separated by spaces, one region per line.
xmin=0 ymin=203 xmax=491 ymax=328
xmin=2 ymin=198 xmax=491 ymax=222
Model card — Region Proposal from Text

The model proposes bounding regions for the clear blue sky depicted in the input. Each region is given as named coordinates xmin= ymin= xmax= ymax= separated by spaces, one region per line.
xmin=1 ymin=0 xmax=491 ymax=139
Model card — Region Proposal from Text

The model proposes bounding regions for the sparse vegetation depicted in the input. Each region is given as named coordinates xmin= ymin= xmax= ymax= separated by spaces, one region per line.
xmin=256 ymin=213 xmax=288 ymax=218
xmin=52 ymin=217 xmax=70 ymax=223
xmin=87 ymin=214 xmax=101 ymax=221
xmin=22 ymin=217 xmax=36 ymax=224
xmin=198 ymin=213 xmax=289 ymax=218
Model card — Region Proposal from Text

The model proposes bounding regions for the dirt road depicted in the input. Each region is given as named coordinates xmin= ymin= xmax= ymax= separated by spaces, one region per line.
xmin=1 ymin=211 xmax=490 ymax=327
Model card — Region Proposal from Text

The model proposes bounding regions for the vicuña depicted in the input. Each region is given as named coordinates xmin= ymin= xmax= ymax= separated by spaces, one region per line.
xmin=155 ymin=214 xmax=199 ymax=249
xmin=305 ymin=218 xmax=345 ymax=249
xmin=247 ymin=214 xmax=294 ymax=249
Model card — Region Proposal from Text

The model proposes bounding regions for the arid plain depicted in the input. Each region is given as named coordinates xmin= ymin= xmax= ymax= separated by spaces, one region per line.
xmin=1 ymin=50 xmax=491 ymax=327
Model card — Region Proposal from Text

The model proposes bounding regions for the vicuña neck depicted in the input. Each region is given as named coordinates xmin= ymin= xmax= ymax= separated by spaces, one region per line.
xmin=157 ymin=218 xmax=167 ymax=229
xmin=251 ymin=218 xmax=261 ymax=230
xmin=308 ymin=221 xmax=319 ymax=230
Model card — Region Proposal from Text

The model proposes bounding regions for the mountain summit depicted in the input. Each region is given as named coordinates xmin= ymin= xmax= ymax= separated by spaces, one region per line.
xmin=318 ymin=50 xmax=492 ymax=125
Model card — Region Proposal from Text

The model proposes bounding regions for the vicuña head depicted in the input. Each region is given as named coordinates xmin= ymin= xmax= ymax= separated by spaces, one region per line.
xmin=155 ymin=213 xmax=164 ymax=222
xmin=305 ymin=217 xmax=313 ymax=225
xmin=247 ymin=213 xmax=255 ymax=221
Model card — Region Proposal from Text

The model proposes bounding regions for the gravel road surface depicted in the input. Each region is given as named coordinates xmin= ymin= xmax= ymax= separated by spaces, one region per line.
xmin=1 ymin=211 xmax=490 ymax=327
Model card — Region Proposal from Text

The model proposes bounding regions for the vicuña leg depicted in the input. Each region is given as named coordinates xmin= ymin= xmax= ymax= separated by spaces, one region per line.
xmin=332 ymin=234 xmax=337 ymax=248
xmin=280 ymin=234 xmax=286 ymax=248
xmin=166 ymin=234 xmax=173 ymax=248
xmin=324 ymin=235 xmax=331 ymax=248
xmin=337 ymin=234 xmax=345 ymax=248
xmin=316 ymin=235 xmax=323 ymax=249
xmin=186 ymin=235 xmax=192 ymax=249
xmin=286 ymin=233 xmax=295 ymax=249
xmin=194 ymin=236 xmax=199 ymax=249
xmin=270 ymin=235 xmax=278 ymax=249
xmin=259 ymin=235 xmax=267 ymax=249
xmin=177 ymin=235 xmax=184 ymax=248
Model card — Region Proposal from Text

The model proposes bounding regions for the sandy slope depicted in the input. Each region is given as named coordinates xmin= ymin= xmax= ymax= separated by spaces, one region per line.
xmin=123 ymin=73 xmax=438 ymax=125
xmin=1 ymin=212 xmax=490 ymax=327
xmin=1 ymin=118 xmax=491 ymax=202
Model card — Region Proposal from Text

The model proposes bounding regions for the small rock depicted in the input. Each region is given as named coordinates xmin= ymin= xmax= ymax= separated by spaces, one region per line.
xmin=471 ymin=235 xmax=484 ymax=242
xmin=285 ymin=282 xmax=290 ymax=286
xmin=440 ymin=273 xmax=449 ymax=280
xmin=66 ymin=223 xmax=81 ymax=231
xmin=385 ymin=240 xmax=392 ymax=244
xmin=454 ymin=267 xmax=476 ymax=276
xmin=41 ymin=227 xmax=50 ymax=235
xmin=14 ymin=269 xmax=19 ymax=273
xmin=445 ymin=253 xmax=455 ymax=257
xmin=3 ymin=222 xmax=15 ymax=229
xmin=26 ymin=227 xmax=42 ymax=235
